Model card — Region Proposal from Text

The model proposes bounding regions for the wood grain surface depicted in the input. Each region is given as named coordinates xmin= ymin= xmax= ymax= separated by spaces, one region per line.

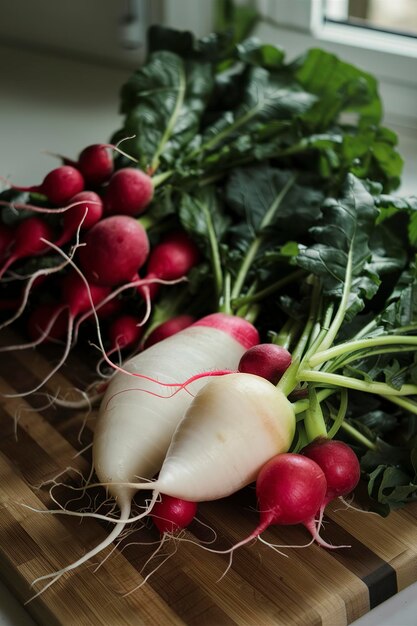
xmin=0 ymin=330 xmax=416 ymax=626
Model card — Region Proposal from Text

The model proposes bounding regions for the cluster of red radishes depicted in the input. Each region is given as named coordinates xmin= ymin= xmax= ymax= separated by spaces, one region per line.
xmin=0 ymin=144 xmax=201 ymax=365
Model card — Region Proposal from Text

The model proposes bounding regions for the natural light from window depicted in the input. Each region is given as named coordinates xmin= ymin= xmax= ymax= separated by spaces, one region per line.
xmin=325 ymin=0 xmax=417 ymax=38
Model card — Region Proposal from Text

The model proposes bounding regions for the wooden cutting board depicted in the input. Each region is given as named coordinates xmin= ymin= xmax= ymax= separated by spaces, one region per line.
xmin=0 ymin=329 xmax=416 ymax=626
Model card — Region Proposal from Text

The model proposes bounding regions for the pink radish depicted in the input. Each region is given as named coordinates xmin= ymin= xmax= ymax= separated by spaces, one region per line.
xmin=3 ymin=271 xmax=111 ymax=398
xmin=54 ymin=191 xmax=103 ymax=247
xmin=143 ymin=314 xmax=195 ymax=348
xmin=33 ymin=313 xmax=262 ymax=592
xmin=241 ymin=453 xmax=333 ymax=548
xmin=108 ymin=314 xmax=143 ymax=351
xmin=238 ymin=343 xmax=292 ymax=384
xmin=9 ymin=166 xmax=84 ymax=205
xmin=78 ymin=144 xmax=114 ymax=186
xmin=138 ymin=231 xmax=200 ymax=301
xmin=301 ymin=438 xmax=361 ymax=511
xmin=62 ymin=270 xmax=111 ymax=319
xmin=104 ymin=167 xmax=154 ymax=216
xmin=151 ymin=495 xmax=198 ymax=534
xmin=77 ymin=215 xmax=150 ymax=287
xmin=26 ymin=302 xmax=68 ymax=343
xmin=0 ymin=217 xmax=54 ymax=280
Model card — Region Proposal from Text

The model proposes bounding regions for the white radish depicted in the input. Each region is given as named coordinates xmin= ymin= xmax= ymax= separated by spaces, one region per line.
xmin=146 ymin=372 xmax=296 ymax=501
xmin=32 ymin=313 xmax=259 ymax=593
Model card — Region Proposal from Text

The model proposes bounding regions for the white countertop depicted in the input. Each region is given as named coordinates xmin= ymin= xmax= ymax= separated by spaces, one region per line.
xmin=0 ymin=42 xmax=417 ymax=626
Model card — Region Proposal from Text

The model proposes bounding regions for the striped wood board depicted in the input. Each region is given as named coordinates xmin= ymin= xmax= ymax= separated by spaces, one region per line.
xmin=0 ymin=329 xmax=417 ymax=626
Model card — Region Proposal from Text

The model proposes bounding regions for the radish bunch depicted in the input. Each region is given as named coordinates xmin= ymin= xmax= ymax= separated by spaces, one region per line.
xmin=0 ymin=141 xmax=205 ymax=388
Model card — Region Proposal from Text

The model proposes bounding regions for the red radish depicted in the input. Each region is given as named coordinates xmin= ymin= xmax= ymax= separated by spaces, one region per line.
xmin=218 ymin=453 xmax=336 ymax=552
xmin=78 ymin=144 xmax=114 ymax=186
xmin=143 ymin=314 xmax=195 ymax=348
xmin=62 ymin=270 xmax=111 ymax=318
xmin=151 ymin=494 xmax=198 ymax=534
xmin=238 ymin=343 xmax=292 ymax=384
xmin=54 ymin=191 xmax=103 ymax=247
xmin=26 ymin=302 xmax=68 ymax=343
xmin=108 ymin=314 xmax=143 ymax=351
xmin=0 ymin=217 xmax=53 ymax=280
xmin=104 ymin=167 xmax=154 ymax=216
xmin=138 ymin=231 xmax=200 ymax=301
xmin=301 ymin=438 xmax=361 ymax=510
xmin=0 ymin=223 xmax=14 ymax=261
xmin=9 ymin=166 xmax=84 ymax=205
xmin=77 ymin=215 xmax=150 ymax=287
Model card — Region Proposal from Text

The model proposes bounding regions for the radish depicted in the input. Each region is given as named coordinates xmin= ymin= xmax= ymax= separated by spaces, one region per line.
xmin=230 ymin=454 xmax=329 ymax=549
xmin=77 ymin=215 xmax=150 ymax=287
xmin=9 ymin=165 xmax=84 ymax=205
xmin=77 ymin=144 xmax=114 ymax=186
xmin=138 ymin=231 xmax=200 ymax=301
xmin=104 ymin=167 xmax=154 ymax=216
xmin=301 ymin=438 xmax=361 ymax=512
xmin=3 ymin=271 xmax=111 ymax=398
xmin=26 ymin=302 xmax=69 ymax=343
xmin=108 ymin=314 xmax=142 ymax=350
xmin=151 ymin=494 xmax=198 ymax=535
xmin=0 ymin=217 xmax=53 ymax=280
xmin=32 ymin=313 xmax=261 ymax=591
xmin=54 ymin=191 xmax=103 ymax=247
xmin=143 ymin=314 xmax=195 ymax=348
xmin=238 ymin=343 xmax=292 ymax=384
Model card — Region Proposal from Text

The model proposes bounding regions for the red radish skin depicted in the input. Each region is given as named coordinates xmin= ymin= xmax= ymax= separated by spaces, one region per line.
xmin=54 ymin=191 xmax=103 ymax=247
xmin=138 ymin=231 xmax=200 ymax=301
xmin=26 ymin=303 xmax=69 ymax=343
xmin=77 ymin=215 xmax=150 ymax=287
xmin=78 ymin=144 xmax=114 ymax=186
xmin=108 ymin=314 xmax=143 ymax=350
xmin=0 ymin=217 xmax=54 ymax=279
xmin=238 ymin=343 xmax=292 ymax=384
xmin=104 ymin=167 xmax=154 ymax=216
xmin=10 ymin=166 xmax=85 ymax=205
xmin=62 ymin=271 xmax=111 ymax=318
xmin=214 ymin=453 xmax=339 ymax=554
xmin=143 ymin=314 xmax=195 ymax=348
xmin=301 ymin=438 xmax=361 ymax=507
xmin=151 ymin=495 xmax=198 ymax=534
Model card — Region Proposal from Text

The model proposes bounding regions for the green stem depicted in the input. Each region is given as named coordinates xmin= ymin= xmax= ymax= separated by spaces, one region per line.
xmin=315 ymin=246 xmax=353 ymax=354
xmin=273 ymin=318 xmax=302 ymax=351
xmin=304 ymin=387 xmax=327 ymax=441
xmin=380 ymin=394 xmax=417 ymax=416
xmin=326 ymin=389 xmax=348 ymax=440
xmin=292 ymin=388 xmax=336 ymax=415
xmin=202 ymin=204 xmax=224 ymax=303
xmin=299 ymin=369 xmax=417 ymax=396
xmin=291 ymin=277 xmax=322 ymax=362
xmin=326 ymin=344 xmax=417 ymax=374
xmin=231 ymin=269 xmax=305 ymax=308
xmin=335 ymin=420 xmax=376 ymax=450
xmin=219 ymin=272 xmax=232 ymax=314
xmin=309 ymin=335 xmax=417 ymax=368
xmin=152 ymin=170 xmax=174 ymax=188
xmin=230 ymin=174 xmax=297 ymax=301
xmin=151 ymin=67 xmax=186 ymax=171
